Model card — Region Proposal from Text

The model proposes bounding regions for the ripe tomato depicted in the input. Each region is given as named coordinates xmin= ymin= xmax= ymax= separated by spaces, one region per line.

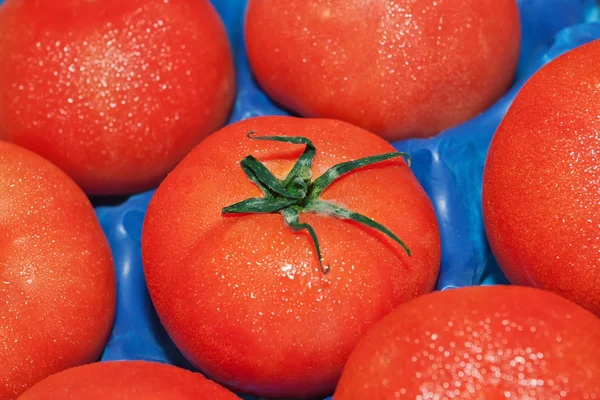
xmin=0 ymin=142 xmax=115 ymax=399
xmin=142 ymin=116 xmax=441 ymax=398
xmin=483 ymin=39 xmax=600 ymax=316
xmin=18 ymin=361 xmax=240 ymax=400
xmin=0 ymin=0 xmax=235 ymax=195
xmin=245 ymin=0 xmax=521 ymax=141
xmin=335 ymin=285 xmax=600 ymax=399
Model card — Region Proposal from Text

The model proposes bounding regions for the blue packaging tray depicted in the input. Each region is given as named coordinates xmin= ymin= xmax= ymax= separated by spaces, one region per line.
xmin=2 ymin=0 xmax=596 ymax=398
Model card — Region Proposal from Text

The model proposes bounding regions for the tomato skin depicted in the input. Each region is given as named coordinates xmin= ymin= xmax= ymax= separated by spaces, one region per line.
xmin=142 ymin=116 xmax=441 ymax=398
xmin=245 ymin=0 xmax=520 ymax=141
xmin=483 ymin=40 xmax=600 ymax=316
xmin=335 ymin=285 xmax=600 ymax=399
xmin=18 ymin=361 xmax=239 ymax=400
xmin=0 ymin=0 xmax=235 ymax=195
xmin=0 ymin=142 xmax=115 ymax=399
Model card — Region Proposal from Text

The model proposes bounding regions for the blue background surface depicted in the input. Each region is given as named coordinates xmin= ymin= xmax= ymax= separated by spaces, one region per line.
xmin=2 ymin=0 xmax=593 ymax=398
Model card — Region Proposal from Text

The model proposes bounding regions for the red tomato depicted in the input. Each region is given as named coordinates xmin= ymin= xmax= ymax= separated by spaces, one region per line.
xmin=335 ymin=285 xmax=600 ymax=399
xmin=18 ymin=361 xmax=240 ymax=400
xmin=245 ymin=0 xmax=520 ymax=141
xmin=0 ymin=0 xmax=235 ymax=195
xmin=0 ymin=142 xmax=115 ymax=399
xmin=483 ymin=40 xmax=600 ymax=316
xmin=142 ymin=116 xmax=441 ymax=398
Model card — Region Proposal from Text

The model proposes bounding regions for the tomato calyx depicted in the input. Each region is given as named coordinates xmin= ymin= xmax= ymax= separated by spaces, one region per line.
xmin=222 ymin=131 xmax=412 ymax=274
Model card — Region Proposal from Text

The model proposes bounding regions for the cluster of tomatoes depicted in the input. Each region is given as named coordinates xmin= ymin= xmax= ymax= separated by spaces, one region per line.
xmin=0 ymin=0 xmax=599 ymax=399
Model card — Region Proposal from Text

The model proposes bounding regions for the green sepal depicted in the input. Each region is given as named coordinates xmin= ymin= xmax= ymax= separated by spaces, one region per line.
xmin=308 ymin=152 xmax=411 ymax=199
xmin=241 ymin=155 xmax=301 ymax=199
xmin=305 ymin=200 xmax=411 ymax=256
xmin=223 ymin=197 xmax=298 ymax=214
xmin=281 ymin=207 xmax=330 ymax=274
xmin=223 ymin=132 xmax=412 ymax=275
xmin=247 ymin=131 xmax=317 ymax=188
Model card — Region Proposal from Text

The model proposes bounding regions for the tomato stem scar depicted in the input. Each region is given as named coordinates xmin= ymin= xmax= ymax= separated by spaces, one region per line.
xmin=222 ymin=131 xmax=412 ymax=274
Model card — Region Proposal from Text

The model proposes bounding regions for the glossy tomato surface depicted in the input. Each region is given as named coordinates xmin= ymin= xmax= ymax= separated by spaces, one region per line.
xmin=483 ymin=39 xmax=600 ymax=316
xmin=245 ymin=0 xmax=521 ymax=141
xmin=335 ymin=285 xmax=600 ymax=399
xmin=18 ymin=361 xmax=239 ymax=400
xmin=0 ymin=0 xmax=235 ymax=195
xmin=0 ymin=142 xmax=115 ymax=399
xmin=142 ymin=116 xmax=441 ymax=398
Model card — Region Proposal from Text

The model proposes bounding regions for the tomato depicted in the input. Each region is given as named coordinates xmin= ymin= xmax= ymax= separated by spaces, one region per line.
xmin=0 ymin=142 xmax=115 ymax=399
xmin=335 ymin=285 xmax=600 ymax=399
xmin=245 ymin=0 xmax=521 ymax=141
xmin=0 ymin=0 xmax=235 ymax=195
xmin=142 ymin=116 xmax=440 ymax=398
xmin=483 ymin=39 xmax=600 ymax=316
xmin=18 ymin=361 xmax=240 ymax=400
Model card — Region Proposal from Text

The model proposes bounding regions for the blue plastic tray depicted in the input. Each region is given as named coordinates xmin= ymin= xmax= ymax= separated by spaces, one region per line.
xmin=4 ymin=0 xmax=596 ymax=398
